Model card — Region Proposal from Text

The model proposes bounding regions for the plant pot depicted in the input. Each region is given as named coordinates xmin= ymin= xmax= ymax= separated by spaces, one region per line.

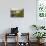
xmin=37 ymin=39 xmax=45 ymax=44
xmin=40 ymin=38 xmax=45 ymax=43
xmin=37 ymin=39 xmax=40 ymax=43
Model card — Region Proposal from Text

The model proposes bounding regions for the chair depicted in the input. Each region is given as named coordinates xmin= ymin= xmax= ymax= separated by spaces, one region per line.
xmin=18 ymin=33 xmax=30 ymax=46
xmin=4 ymin=33 xmax=18 ymax=46
xmin=4 ymin=27 xmax=19 ymax=46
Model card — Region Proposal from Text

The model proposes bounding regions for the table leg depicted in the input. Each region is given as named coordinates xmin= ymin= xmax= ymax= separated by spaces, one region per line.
xmin=4 ymin=34 xmax=7 ymax=46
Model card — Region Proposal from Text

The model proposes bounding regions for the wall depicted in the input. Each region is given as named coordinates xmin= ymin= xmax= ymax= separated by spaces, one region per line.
xmin=0 ymin=0 xmax=36 ymax=42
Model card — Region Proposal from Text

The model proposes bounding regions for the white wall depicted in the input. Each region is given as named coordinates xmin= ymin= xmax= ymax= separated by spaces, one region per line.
xmin=0 ymin=0 xmax=36 ymax=42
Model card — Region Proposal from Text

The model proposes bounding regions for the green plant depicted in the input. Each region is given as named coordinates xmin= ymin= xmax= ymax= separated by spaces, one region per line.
xmin=32 ymin=24 xmax=45 ymax=30
xmin=33 ymin=32 xmax=46 ymax=40
xmin=32 ymin=25 xmax=39 ymax=30
xmin=40 ymin=26 xmax=45 ymax=29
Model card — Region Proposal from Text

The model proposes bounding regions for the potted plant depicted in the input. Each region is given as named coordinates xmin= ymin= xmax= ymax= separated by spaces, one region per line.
xmin=33 ymin=32 xmax=46 ymax=43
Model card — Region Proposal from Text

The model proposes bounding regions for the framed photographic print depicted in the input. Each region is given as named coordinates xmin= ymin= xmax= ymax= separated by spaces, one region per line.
xmin=10 ymin=8 xmax=24 ymax=17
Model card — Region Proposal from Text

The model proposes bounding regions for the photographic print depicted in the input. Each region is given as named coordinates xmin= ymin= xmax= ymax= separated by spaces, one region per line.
xmin=10 ymin=9 xmax=24 ymax=17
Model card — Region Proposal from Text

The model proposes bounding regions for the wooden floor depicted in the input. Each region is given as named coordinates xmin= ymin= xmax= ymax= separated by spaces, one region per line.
xmin=0 ymin=42 xmax=46 ymax=46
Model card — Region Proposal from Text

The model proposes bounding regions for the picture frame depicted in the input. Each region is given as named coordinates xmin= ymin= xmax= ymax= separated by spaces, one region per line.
xmin=10 ymin=8 xmax=24 ymax=17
